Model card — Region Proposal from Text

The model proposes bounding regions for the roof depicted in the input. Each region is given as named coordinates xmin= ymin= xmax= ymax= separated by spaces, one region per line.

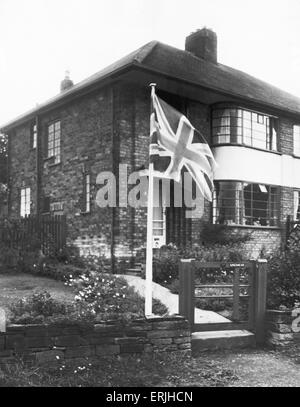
xmin=2 ymin=40 xmax=300 ymax=131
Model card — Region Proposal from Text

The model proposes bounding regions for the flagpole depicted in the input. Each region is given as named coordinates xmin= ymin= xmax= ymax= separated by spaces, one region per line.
xmin=145 ymin=83 xmax=156 ymax=317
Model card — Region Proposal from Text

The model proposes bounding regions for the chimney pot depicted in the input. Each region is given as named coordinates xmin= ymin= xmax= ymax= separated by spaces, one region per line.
xmin=60 ymin=70 xmax=74 ymax=92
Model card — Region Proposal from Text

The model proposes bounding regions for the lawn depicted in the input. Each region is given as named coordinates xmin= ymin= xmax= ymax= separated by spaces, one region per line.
xmin=0 ymin=273 xmax=74 ymax=315
xmin=1 ymin=346 xmax=300 ymax=387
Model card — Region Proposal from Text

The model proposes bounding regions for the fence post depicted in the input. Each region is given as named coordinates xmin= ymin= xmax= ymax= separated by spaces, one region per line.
xmin=253 ymin=259 xmax=268 ymax=344
xmin=179 ymin=259 xmax=194 ymax=330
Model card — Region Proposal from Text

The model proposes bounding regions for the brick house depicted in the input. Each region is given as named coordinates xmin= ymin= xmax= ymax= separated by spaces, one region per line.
xmin=2 ymin=28 xmax=300 ymax=266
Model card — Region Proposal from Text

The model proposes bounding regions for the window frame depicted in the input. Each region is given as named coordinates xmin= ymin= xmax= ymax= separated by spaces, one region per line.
xmin=47 ymin=120 xmax=61 ymax=164
xmin=20 ymin=187 xmax=31 ymax=217
xmin=84 ymin=173 xmax=91 ymax=213
xmin=294 ymin=189 xmax=300 ymax=221
xmin=211 ymin=105 xmax=278 ymax=152
xmin=293 ymin=124 xmax=300 ymax=157
xmin=30 ymin=122 xmax=37 ymax=149
xmin=212 ymin=180 xmax=280 ymax=227
xmin=81 ymin=172 xmax=91 ymax=214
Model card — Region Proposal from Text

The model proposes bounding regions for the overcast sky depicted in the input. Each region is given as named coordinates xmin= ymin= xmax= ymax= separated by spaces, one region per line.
xmin=1 ymin=0 xmax=300 ymax=125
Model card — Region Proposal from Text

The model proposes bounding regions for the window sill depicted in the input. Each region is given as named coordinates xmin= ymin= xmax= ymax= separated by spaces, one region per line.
xmin=80 ymin=211 xmax=91 ymax=216
xmin=213 ymin=223 xmax=282 ymax=230
xmin=212 ymin=143 xmax=282 ymax=156
xmin=48 ymin=162 xmax=61 ymax=168
xmin=44 ymin=156 xmax=55 ymax=162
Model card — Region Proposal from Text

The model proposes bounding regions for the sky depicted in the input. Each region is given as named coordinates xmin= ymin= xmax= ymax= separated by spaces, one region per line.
xmin=1 ymin=0 xmax=300 ymax=126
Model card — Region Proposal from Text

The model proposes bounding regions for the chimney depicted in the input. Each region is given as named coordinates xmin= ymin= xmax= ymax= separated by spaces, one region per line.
xmin=60 ymin=70 xmax=74 ymax=92
xmin=185 ymin=28 xmax=217 ymax=63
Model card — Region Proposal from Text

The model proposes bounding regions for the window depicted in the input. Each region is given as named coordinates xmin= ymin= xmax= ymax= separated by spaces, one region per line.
xmin=20 ymin=187 xmax=31 ymax=217
xmin=293 ymin=125 xmax=300 ymax=156
xmin=48 ymin=121 xmax=61 ymax=163
xmin=212 ymin=107 xmax=278 ymax=151
xmin=84 ymin=174 xmax=91 ymax=213
xmin=152 ymin=180 xmax=166 ymax=248
xmin=294 ymin=190 xmax=300 ymax=220
xmin=213 ymin=181 xmax=279 ymax=226
xmin=31 ymin=123 xmax=37 ymax=149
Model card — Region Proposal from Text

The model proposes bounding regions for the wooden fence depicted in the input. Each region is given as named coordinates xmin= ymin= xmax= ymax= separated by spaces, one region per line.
xmin=0 ymin=215 xmax=67 ymax=254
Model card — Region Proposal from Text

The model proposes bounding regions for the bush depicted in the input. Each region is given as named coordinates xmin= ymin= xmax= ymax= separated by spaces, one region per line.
xmin=200 ymin=223 xmax=252 ymax=245
xmin=267 ymin=250 xmax=300 ymax=309
xmin=39 ymin=262 xmax=85 ymax=281
xmin=68 ymin=272 xmax=168 ymax=322
xmin=150 ymin=243 xmax=245 ymax=288
xmin=8 ymin=291 xmax=71 ymax=324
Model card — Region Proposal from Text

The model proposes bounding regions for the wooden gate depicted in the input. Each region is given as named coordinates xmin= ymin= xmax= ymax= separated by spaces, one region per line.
xmin=179 ymin=260 xmax=267 ymax=343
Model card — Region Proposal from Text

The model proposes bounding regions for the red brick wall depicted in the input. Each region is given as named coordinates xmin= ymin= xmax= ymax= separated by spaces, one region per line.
xmin=7 ymin=82 xmax=298 ymax=262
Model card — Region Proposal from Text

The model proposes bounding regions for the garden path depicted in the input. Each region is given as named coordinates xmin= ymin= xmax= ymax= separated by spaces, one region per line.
xmin=121 ymin=274 xmax=229 ymax=323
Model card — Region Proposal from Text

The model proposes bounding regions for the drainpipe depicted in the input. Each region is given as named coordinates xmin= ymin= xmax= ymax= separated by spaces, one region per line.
xmin=36 ymin=115 xmax=41 ymax=216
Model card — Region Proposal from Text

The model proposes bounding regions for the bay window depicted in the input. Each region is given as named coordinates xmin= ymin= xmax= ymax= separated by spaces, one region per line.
xmin=293 ymin=125 xmax=300 ymax=156
xmin=213 ymin=181 xmax=279 ymax=226
xmin=294 ymin=190 xmax=300 ymax=220
xmin=212 ymin=107 xmax=278 ymax=151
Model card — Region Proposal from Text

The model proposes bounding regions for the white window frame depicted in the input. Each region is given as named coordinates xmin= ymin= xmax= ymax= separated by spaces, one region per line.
xmin=48 ymin=120 xmax=61 ymax=164
xmin=20 ymin=187 xmax=31 ymax=217
xmin=294 ymin=190 xmax=300 ymax=220
xmin=293 ymin=125 xmax=300 ymax=156
xmin=152 ymin=181 xmax=166 ymax=248
xmin=31 ymin=123 xmax=37 ymax=149
xmin=85 ymin=174 xmax=91 ymax=213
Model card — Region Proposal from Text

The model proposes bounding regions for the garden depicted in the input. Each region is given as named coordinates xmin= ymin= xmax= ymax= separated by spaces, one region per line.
xmin=1 ymin=218 xmax=300 ymax=386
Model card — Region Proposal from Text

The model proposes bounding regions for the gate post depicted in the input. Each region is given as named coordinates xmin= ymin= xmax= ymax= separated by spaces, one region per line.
xmin=179 ymin=259 xmax=194 ymax=330
xmin=253 ymin=259 xmax=268 ymax=344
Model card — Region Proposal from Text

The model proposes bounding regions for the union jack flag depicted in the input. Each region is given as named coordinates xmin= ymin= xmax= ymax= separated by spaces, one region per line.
xmin=150 ymin=87 xmax=217 ymax=201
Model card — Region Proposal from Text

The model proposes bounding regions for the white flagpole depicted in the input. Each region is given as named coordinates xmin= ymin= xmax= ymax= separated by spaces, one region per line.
xmin=145 ymin=83 xmax=156 ymax=317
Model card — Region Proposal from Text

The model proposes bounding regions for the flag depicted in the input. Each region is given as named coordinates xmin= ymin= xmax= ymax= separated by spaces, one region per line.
xmin=150 ymin=88 xmax=217 ymax=201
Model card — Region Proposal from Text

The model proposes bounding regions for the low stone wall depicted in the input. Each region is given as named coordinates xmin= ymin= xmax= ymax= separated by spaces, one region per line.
xmin=266 ymin=309 xmax=300 ymax=346
xmin=0 ymin=315 xmax=191 ymax=365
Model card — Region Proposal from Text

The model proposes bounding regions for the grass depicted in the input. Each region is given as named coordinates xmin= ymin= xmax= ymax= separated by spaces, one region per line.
xmin=2 ymin=345 xmax=300 ymax=387
xmin=0 ymin=273 xmax=74 ymax=315
xmin=0 ymin=353 xmax=238 ymax=387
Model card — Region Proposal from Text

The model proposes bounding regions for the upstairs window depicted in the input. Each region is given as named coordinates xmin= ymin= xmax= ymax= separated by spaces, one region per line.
xmin=48 ymin=121 xmax=61 ymax=164
xmin=212 ymin=107 xmax=278 ymax=151
xmin=293 ymin=125 xmax=300 ymax=156
xmin=30 ymin=122 xmax=37 ymax=149
xmin=213 ymin=181 xmax=279 ymax=227
xmin=20 ymin=187 xmax=31 ymax=217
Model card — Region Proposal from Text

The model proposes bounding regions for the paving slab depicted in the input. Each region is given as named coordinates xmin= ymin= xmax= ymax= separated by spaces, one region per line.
xmin=121 ymin=275 xmax=229 ymax=324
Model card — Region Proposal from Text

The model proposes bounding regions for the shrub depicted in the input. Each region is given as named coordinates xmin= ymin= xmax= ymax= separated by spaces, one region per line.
xmin=200 ymin=222 xmax=252 ymax=245
xmin=167 ymin=278 xmax=180 ymax=294
xmin=267 ymin=250 xmax=300 ymax=309
xmin=68 ymin=271 xmax=168 ymax=322
xmin=8 ymin=291 xmax=71 ymax=324
xmin=150 ymin=243 xmax=245 ymax=288
xmin=39 ymin=262 xmax=85 ymax=281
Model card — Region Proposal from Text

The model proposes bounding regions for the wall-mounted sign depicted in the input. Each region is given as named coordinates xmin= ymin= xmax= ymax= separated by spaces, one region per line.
xmin=50 ymin=202 xmax=64 ymax=212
